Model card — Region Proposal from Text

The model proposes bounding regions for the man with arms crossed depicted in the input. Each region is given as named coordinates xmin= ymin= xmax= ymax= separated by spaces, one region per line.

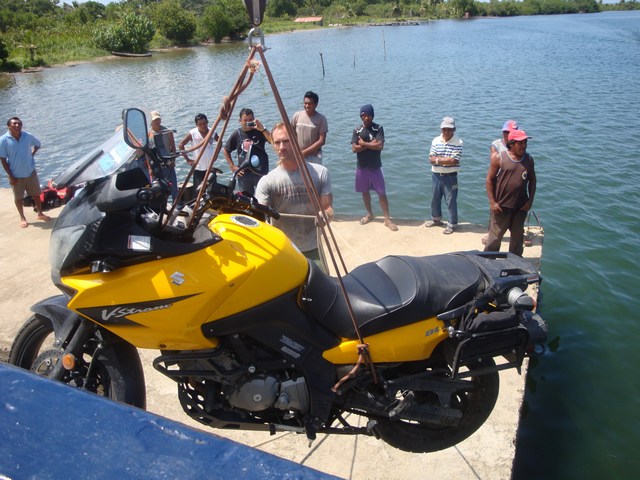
xmin=351 ymin=104 xmax=397 ymax=231
xmin=425 ymin=116 xmax=463 ymax=235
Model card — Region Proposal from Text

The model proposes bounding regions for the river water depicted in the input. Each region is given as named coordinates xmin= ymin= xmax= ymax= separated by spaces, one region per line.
xmin=2 ymin=11 xmax=639 ymax=479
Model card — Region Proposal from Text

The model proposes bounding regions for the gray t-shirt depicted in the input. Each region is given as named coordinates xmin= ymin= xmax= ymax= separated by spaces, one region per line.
xmin=291 ymin=110 xmax=329 ymax=163
xmin=255 ymin=162 xmax=331 ymax=252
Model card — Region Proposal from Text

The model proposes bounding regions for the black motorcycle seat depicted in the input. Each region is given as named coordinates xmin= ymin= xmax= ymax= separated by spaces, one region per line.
xmin=303 ymin=254 xmax=484 ymax=339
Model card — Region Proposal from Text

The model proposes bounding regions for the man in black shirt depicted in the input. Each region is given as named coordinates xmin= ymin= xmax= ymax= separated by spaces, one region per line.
xmin=223 ymin=108 xmax=272 ymax=196
xmin=351 ymin=104 xmax=397 ymax=231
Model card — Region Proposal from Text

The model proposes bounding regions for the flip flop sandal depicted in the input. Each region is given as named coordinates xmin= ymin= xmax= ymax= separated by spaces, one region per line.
xmin=385 ymin=222 xmax=398 ymax=231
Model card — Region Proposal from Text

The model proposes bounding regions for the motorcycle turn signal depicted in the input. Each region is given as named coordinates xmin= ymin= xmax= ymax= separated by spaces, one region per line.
xmin=61 ymin=353 xmax=76 ymax=370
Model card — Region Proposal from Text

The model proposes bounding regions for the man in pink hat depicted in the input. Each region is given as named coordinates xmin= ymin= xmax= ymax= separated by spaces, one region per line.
xmin=482 ymin=119 xmax=519 ymax=245
xmin=484 ymin=129 xmax=536 ymax=256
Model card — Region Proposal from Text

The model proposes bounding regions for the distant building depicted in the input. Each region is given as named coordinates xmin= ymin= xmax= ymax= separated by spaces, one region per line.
xmin=294 ymin=17 xmax=324 ymax=26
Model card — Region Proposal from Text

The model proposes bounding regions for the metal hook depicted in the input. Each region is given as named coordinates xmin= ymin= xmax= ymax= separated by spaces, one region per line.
xmin=247 ymin=28 xmax=267 ymax=50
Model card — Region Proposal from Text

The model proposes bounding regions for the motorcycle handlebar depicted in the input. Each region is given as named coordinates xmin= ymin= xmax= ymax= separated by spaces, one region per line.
xmin=233 ymin=192 xmax=280 ymax=220
xmin=252 ymin=198 xmax=280 ymax=220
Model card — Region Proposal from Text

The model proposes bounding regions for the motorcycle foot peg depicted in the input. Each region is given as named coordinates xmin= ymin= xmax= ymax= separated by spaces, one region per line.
xmin=366 ymin=419 xmax=380 ymax=438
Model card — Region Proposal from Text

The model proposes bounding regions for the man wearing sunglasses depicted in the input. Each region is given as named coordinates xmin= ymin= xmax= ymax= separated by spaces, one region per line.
xmin=484 ymin=129 xmax=537 ymax=256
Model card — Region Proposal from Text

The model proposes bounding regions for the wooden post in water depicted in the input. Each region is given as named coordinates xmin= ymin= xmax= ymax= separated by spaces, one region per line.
xmin=320 ymin=52 xmax=325 ymax=77
xmin=383 ymin=30 xmax=387 ymax=61
xmin=353 ymin=52 xmax=356 ymax=68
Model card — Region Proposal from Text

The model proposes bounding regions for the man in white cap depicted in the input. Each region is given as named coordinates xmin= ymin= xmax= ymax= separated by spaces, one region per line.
xmin=484 ymin=129 xmax=536 ymax=256
xmin=148 ymin=110 xmax=178 ymax=201
xmin=425 ymin=116 xmax=463 ymax=234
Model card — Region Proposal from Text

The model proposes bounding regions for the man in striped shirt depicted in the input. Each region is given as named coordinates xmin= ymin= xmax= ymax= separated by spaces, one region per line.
xmin=425 ymin=117 xmax=463 ymax=235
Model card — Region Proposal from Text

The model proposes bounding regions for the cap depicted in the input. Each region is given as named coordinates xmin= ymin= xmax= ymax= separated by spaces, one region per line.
xmin=150 ymin=111 xmax=161 ymax=121
xmin=508 ymin=129 xmax=531 ymax=142
xmin=360 ymin=104 xmax=374 ymax=117
xmin=502 ymin=120 xmax=518 ymax=132
xmin=440 ymin=117 xmax=455 ymax=129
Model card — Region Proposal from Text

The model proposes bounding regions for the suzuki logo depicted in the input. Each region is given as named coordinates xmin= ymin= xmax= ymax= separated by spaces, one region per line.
xmin=170 ymin=272 xmax=185 ymax=285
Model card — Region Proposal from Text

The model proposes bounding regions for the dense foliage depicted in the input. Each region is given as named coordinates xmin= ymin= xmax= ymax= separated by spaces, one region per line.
xmin=94 ymin=12 xmax=155 ymax=53
xmin=0 ymin=0 xmax=638 ymax=70
xmin=151 ymin=0 xmax=196 ymax=46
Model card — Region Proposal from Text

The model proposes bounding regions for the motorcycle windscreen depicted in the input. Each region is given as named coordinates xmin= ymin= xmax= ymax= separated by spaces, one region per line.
xmin=54 ymin=129 xmax=137 ymax=188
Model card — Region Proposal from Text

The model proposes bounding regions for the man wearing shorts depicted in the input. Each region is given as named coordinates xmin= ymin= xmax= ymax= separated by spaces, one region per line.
xmin=0 ymin=117 xmax=50 ymax=228
xmin=351 ymin=104 xmax=397 ymax=231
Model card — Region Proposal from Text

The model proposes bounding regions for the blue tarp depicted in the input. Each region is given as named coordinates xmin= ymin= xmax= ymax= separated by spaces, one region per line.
xmin=0 ymin=363 xmax=339 ymax=479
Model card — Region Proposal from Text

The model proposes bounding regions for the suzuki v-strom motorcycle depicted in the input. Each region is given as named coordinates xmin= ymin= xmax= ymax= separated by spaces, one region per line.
xmin=9 ymin=109 xmax=548 ymax=453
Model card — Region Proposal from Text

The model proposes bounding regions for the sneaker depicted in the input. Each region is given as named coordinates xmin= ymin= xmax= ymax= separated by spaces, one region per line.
xmin=443 ymin=226 xmax=454 ymax=235
xmin=424 ymin=219 xmax=443 ymax=228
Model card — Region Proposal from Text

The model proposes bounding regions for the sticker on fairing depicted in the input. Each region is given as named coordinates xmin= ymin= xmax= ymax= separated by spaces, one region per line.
xmin=128 ymin=235 xmax=151 ymax=251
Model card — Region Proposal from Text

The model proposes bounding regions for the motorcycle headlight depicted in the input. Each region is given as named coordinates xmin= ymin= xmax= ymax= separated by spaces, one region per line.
xmin=49 ymin=224 xmax=87 ymax=276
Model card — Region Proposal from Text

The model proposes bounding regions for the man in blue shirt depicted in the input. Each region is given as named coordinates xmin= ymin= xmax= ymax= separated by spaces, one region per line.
xmin=0 ymin=117 xmax=50 ymax=228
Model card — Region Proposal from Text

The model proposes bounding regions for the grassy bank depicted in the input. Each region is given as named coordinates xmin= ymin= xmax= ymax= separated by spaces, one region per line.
xmin=0 ymin=16 xmax=421 ymax=73
xmin=1 ymin=24 xmax=108 ymax=72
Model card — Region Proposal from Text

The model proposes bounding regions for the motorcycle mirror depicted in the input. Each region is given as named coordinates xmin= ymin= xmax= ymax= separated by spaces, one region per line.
xmin=232 ymin=153 xmax=261 ymax=182
xmin=123 ymin=108 xmax=149 ymax=150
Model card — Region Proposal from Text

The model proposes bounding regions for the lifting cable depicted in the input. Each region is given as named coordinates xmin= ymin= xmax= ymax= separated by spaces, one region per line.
xmin=170 ymin=2 xmax=378 ymax=387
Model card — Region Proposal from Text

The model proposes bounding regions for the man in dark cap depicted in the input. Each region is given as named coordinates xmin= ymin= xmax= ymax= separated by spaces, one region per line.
xmin=351 ymin=104 xmax=397 ymax=231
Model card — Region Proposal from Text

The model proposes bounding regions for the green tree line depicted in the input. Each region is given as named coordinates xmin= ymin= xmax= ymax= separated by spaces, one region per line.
xmin=0 ymin=0 xmax=638 ymax=71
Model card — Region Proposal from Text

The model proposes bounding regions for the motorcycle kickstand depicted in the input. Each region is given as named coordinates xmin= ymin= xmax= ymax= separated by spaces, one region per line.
xmin=304 ymin=417 xmax=319 ymax=447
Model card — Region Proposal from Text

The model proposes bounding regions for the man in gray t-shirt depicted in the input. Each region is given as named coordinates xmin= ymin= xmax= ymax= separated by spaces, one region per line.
xmin=255 ymin=123 xmax=333 ymax=259
xmin=290 ymin=91 xmax=328 ymax=164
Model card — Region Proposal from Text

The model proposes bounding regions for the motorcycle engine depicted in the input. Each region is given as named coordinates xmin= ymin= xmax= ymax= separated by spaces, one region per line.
xmin=228 ymin=375 xmax=309 ymax=413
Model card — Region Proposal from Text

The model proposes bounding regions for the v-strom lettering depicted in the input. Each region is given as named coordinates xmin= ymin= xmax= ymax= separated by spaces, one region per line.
xmin=102 ymin=304 xmax=171 ymax=321
xmin=76 ymin=294 xmax=200 ymax=326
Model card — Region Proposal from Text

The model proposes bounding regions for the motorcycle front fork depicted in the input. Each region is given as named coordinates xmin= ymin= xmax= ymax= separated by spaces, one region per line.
xmin=50 ymin=318 xmax=98 ymax=381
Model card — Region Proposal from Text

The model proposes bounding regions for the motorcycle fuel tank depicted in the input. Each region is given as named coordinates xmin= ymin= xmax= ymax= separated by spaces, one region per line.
xmin=64 ymin=214 xmax=308 ymax=350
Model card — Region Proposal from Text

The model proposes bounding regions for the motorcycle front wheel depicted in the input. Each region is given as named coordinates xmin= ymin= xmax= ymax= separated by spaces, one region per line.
xmin=372 ymin=358 xmax=500 ymax=453
xmin=9 ymin=314 xmax=146 ymax=409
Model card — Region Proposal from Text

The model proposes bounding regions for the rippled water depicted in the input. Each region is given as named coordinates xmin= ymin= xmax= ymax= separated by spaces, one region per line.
xmin=2 ymin=11 xmax=640 ymax=478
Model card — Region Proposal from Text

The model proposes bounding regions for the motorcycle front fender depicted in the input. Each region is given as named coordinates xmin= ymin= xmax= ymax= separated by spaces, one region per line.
xmin=31 ymin=294 xmax=84 ymax=346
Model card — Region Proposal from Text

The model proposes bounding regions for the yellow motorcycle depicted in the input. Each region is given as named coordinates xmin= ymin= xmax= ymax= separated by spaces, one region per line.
xmin=9 ymin=109 xmax=548 ymax=453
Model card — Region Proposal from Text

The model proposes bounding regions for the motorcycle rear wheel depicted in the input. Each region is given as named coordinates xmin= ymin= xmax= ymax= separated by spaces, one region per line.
xmin=9 ymin=314 xmax=146 ymax=409
xmin=373 ymin=359 xmax=500 ymax=453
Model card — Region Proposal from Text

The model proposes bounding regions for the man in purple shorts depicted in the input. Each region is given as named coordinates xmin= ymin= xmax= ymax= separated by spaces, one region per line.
xmin=351 ymin=104 xmax=397 ymax=231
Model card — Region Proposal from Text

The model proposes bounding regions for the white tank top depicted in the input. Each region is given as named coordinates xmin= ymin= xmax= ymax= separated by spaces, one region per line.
xmin=190 ymin=127 xmax=216 ymax=172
